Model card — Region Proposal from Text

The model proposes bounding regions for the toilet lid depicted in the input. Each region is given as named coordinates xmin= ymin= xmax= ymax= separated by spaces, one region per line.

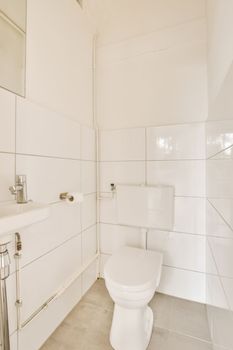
xmin=104 ymin=246 xmax=163 ymax=292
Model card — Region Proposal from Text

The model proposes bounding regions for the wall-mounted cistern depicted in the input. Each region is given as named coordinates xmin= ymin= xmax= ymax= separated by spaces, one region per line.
xmin=9 ymin=175 xmax=28 ymax=204
xmin=0 ymin=243 xmax=11 ymax=350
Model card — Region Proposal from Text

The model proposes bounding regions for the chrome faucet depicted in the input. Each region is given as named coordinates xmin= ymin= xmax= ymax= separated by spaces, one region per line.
xmin=9 ymin=175 xmax=28 ymax=204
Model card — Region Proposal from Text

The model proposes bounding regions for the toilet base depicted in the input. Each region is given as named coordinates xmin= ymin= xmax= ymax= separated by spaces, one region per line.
xmin=110 ymin=304 xmax=153 ymax=350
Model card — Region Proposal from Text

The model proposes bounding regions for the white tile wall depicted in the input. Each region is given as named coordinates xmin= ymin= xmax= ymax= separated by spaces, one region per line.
xmin=16 ymin=155 xmax=81 ymax=203
xmin=20 ymin=202 xmax=82 ymax=267
xmin=21 ymin=234 xmax=82 ymax=323
xmin=207 ymin=160 xmax=233 ymax=198
xmin=82 ymin=225 xmax=97 ymax=265
xmin=206 ymin=120 xmax=233 ymax=159
xmin=82 ymin=193 xmax=97 ymax=230
xmin=0 ymin=88 xmax=15 ymax=153
xmin=82 ymin=259 xmax=98 ymax=295
xmin=148 ymin=230 xmax=206 ymax=273
xmin=147 ymin=123 xmax=205 ymax=160
xmin=16 ymin=97 xmax=81 ymax=159
xmin=206 ymin=119 xmax=233 ymax=350
xmin=99 ymin=161 xmax=145 ymax=192
xmin=81 ymin=161 xmax=96 ymax=194
xmin=0 ymin=93 xmax=97 ymax=350
xmin=147 ymin=160 xmax=205 ymax=197
xmin=100 ymin=223 xmax=143 ymax=255
xmin=19 ymin=276 xmax=82 ymax=350
xmin=174 ymin=197 xmax=206 ymax=235
xmin=209 ymin=198 xmax=233 ymax=230
xmin=100 ymin=128 xmax=145 ymax=161
xmin=99 ymin=123 xmax=206 ymax=303
xmin=0 ymin=153 xmax=15 ymax=202
xmin=206 ymin=201 xmax=233 ymax=238
xmin=158 ymin=266 xmax=206 ymax=303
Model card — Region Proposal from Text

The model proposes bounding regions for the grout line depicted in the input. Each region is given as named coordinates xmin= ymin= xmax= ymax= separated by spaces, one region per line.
xmin=0 ymin=151 xmax=15 ymax=155
xmin=207 ymin=144 xmax=233 ymax=160
xmin=15 ymin=152 xmax=96 ymax=162
xmin=207 ymin=199 xmax=233 ymax=233
xmin=20 ymin=231 xmax=85 ymax=270
xmin=99 ymin=120 xmax=206 ymax=132
xmin=99 ymin=192 xmax=206 ymax=199
xmin=206 ymin=236 xmax=232 ymax=310
xmin=99 ymin=158 xmax=206 ymax=162
xmin=153 ymin=326 xmax=212 ymax=345
xmin=99 ymin=221 xmax=206 ymax=237
xmin=99 ymin=252 xmax=212 ymax=276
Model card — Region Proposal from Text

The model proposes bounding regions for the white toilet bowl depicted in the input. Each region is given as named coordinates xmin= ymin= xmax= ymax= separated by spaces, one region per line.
xmin=104 ymin=246 xmax=163 ymax=350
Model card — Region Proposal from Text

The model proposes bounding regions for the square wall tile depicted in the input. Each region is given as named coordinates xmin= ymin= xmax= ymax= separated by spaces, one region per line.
xmin=208 ymin=305 xmax=233 ymax=350
xmin=19 ymin=276 xmax=82 ymax=350
xmin=99 ymin=161 xmax=145 ymax=192
xmin=206 ymin=275 xmax=228 ymax=309
xmin=208 ymin=236 xmax=233 ymax=278
xmin=100 ymin=254 xmax=111 ymax=278
xmin=158 ymin=266 xmax=205 ymax=303
xmin=206 ymin=200 xmax=233 ymax=238
xmin=207 ymin=160 xmax=233 ymax=198
xmin=20 ymin=201 xmax=82 ymax=267
xmin=16 ymin=155 xmax=81 ymax=203
xmin=208 ymin=198 xmax=233 ymax=232
xmin=16 ymin=97 xmax=81 ymax=159
xmin=100 ymin=223 xmax=143 ymax=255
xmin=148 ymin=230 xmax=206 ymax=272
xmin=82 ymin=259 xmax=98 ymax=296
xmin=81 ymin=161 xmax=96 ymax=194
xmin=0 ymin=88 xmax=15 ymax=153
xmin=147 ymin=123 xmax=205 ymax=160
xmin=81 ymin=126 xmax=96 ymax=161
xmin=174 ymin=197 xmax=206 ymax=235
xmin=147 ymin=160 xmax=205 ymax=197
xmin=21 ymin=235 xmax=82 ymax=323
xmin=206 ymin=120 xmax=233 ymax=159
xmin=0 ymin=153 xmax=15 ymax=202
xmin=100 ymin=128 xmax=145 ymax=161
xmin=221 ymin=277 xmax=233 ymax=310
xmin=81 ymin=193 xmax=96 ymax=231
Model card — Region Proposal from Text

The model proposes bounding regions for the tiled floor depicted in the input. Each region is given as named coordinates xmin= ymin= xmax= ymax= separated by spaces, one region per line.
xmin=40 ymin=279 xmax=212 ymax=350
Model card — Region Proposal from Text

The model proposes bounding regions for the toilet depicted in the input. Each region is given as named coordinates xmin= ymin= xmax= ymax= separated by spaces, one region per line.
xmin=103 ymin=184 xmax=174 ymax=350
xmin=104 ymin=246 xmax=163 ymax=350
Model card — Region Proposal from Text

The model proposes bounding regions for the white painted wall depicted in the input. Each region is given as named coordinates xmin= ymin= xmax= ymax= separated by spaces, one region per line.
xmin=26 ymin=0 xmax=94 ymax=126
xmin=0 ymin=1 xmax=97 ymax=349
xmin=93 ymin=0 xmax=205 ymax=47
xmin=96 ymin=1 xmax=207 ymax=129
xmin=207 ymin=0 xmax=233 ymax=103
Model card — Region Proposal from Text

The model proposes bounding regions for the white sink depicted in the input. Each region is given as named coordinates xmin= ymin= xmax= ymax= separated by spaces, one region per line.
xmin=0 ymin=201 xmax=50 ymax=237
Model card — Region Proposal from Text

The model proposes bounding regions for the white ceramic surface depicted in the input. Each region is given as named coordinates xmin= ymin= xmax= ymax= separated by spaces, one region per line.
xmin=0 ymin=201 xmax=50 ymax=237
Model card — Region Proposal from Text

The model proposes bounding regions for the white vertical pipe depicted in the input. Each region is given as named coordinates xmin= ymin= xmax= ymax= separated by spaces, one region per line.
xmin=92 ymin=34 xmax=101 ymax=277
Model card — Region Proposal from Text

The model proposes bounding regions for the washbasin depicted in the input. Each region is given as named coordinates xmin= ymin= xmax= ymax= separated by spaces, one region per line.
xmin=0 ymin=201 xmax=50 ymax=236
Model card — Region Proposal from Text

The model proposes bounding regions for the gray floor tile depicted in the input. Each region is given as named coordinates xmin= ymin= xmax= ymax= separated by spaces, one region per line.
xmin=41 ymin=279 xmax=212 ymax=350
xmin=148 ymin=328 xmax=212 ymax=350
xmin=150 ymin=292 xmax=211 ymax=342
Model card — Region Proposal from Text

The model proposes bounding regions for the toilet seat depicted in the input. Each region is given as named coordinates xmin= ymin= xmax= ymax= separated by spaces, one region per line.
xmin=104 ymin=246 xmax=163 ymax=293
